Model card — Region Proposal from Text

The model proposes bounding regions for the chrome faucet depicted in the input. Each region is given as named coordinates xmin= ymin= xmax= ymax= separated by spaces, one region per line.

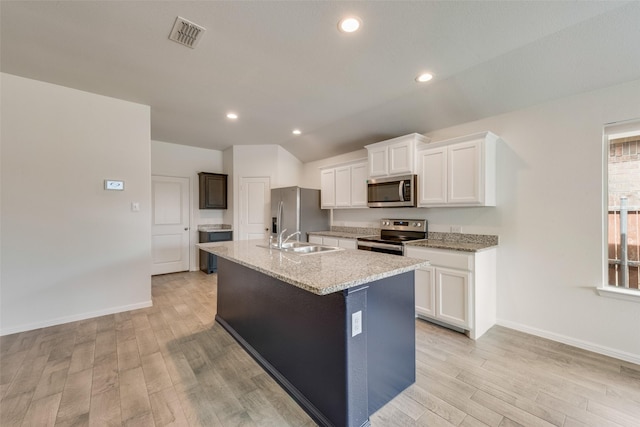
xmin=281 ymin=231 xmax=301 ymax=247
xmin=275 ymin=200 xmax=301 ymax=249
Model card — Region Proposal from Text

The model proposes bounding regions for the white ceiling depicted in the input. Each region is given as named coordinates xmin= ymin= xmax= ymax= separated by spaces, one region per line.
xmin=2 ymin=1 xmax=639 ymax=163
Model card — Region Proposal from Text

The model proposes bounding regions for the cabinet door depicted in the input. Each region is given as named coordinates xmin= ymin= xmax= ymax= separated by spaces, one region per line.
xmin=368 ymin=146 xmax=388 ymax=177
xmin=418 ymin=147 xmax=447 ymax=206
xmin=337 ymin=238 xmax=357 ymax=250
xmin=199 ymin=173 xmax=228 ymax=209
xmin=308 ymin=235 xmax=323 ymax=245
xmin=436 ymin=268 xmax=471 ymax=328
xmin=334 ymin=166 xmax=352 ymax=207
xmin=320 ymin=169 xmax=336 ymax=208
xmin=323 ymin=237 xmax=339 ymax=247
xmin=448 ymin=140 xmax=482 ymax=204
xmin=415 ymin=267 xmax=436 ymax=318
xmin=350 ymin=162 xmax=368 ymax=207
xmin=388 ymin=140 xmax=414 ymax=176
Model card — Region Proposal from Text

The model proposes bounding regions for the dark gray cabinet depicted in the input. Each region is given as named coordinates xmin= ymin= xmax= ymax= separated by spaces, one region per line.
xmin=198 ymin=172 xmax=228 ymax=209
xmin=199 ymin=230 xmax=233 ymax=274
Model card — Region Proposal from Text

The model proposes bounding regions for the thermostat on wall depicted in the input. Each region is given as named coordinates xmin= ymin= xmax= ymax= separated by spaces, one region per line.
xmin=104 ymin=180 xmax=124 ymax=191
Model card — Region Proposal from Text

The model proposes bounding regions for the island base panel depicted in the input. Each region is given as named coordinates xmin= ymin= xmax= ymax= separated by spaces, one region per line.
xmin=366 ymin=270 xmax=416 ymax=414
xmin=216 ymin=257 xmax=415 ymax=427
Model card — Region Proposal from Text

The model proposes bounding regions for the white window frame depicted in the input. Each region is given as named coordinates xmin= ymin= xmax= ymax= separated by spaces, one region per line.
xmin=598 ymin=119 xmax=640 ymax=303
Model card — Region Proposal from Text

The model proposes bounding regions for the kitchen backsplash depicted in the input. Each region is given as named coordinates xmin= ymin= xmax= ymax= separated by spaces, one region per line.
xmin=330 ymin=225 xmax=498 ymax=246
xmin=427 ymin=232 xmax=499 ymax=246
xmin=330 ymin=225 xmax=380 ymax=235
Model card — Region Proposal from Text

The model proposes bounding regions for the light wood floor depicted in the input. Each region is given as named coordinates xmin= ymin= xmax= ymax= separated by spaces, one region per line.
xmin=1 ymin=271 xmax=639 ymax=427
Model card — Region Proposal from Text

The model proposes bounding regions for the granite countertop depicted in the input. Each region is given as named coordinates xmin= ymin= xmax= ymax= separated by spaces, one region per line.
xmin=197 ymin=240 xmax=429 ymax=295
xmin=307 ymin=230 xmax=377 ymax=239
xmin=198 ymin=224 xmax=233 ymax=232
xmin=405 ymin=239 xmax=496 ymax=252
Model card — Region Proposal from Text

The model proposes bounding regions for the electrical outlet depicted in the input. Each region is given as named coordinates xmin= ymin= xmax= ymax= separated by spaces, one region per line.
xmin=352 ymin=311 xmax=362 ymax=337
xmin=450 ymin=225 xmax=462 ymax=233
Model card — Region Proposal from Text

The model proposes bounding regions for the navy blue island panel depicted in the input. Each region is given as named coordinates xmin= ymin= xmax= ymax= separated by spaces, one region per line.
xmin=215 ymin=257 xmax=416 ymax=427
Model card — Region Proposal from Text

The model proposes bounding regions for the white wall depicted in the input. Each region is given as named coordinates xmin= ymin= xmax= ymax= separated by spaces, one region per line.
xmin=1 ymin=73 xmax=152 ymax=335
xmin=301 ymin=79 xmax=640 ymax=362
xmin=222 ymin=147 xmax=235 ymax=227
xmin=227 ymin=145 xmax=302 ymax=239
xmin=150 ymin=140 xmax=224 ymax=271
xmin=276 ymin=145 xmax=304 ymax=189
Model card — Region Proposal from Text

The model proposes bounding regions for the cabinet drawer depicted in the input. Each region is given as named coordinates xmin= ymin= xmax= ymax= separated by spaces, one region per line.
xmin=406 ymin=247 xmax=472 ymax=270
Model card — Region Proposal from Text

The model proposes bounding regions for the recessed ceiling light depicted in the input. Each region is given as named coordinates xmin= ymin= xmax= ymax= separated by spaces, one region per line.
xmin=292 ymin=129 xmax=302 ymax=135
xmin=226 ymin=112 xmax=238 ymax=119
xmin=338 ymin=17 xmax=361 ymax=33
xmin=415 ymin=73 xmax=434 ymax=83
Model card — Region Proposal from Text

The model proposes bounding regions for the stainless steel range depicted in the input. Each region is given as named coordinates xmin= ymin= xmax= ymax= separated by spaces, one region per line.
xmin=357 ymin=219 xmax=427 ymax=256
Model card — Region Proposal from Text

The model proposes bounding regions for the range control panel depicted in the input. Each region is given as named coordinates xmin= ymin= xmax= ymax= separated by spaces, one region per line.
xmin=379 ymin=219 xmax=427 ymax=232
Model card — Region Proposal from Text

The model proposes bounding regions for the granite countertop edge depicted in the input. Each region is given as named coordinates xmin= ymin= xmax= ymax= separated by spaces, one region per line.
xmin=307 ymin=230 xmax=377 ymax=239
xmin=309 ymin=231 xmax=498 ymax=252
xmin=405 ymin=239 xmax=498 ymax=252
xmin=198 ymin=241 xmax=429 ymax=295
xmin=216 ymin=256 xmax=427 ymax=295
xmin=198 ymin=224 xmax=233 ymax=232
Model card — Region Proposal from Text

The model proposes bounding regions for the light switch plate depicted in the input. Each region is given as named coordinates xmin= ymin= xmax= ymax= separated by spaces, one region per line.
xmin=105 ymin=180 xmax=124 ymax=191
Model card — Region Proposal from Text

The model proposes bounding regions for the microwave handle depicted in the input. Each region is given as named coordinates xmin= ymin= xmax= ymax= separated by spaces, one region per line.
xmin=398 ymin=181 xmax=405 ymax=202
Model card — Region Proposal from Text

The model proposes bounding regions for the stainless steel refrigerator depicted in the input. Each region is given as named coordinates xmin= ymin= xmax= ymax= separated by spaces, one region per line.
xmin=271 ymin=187 xmax=329 ymax=242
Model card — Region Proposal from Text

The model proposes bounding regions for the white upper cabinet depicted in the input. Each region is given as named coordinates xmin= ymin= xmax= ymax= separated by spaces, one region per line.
xmin=418 ymin=146 xmax=447 ymax=205
xmin=368 ymin=146 xmax=388 ymax=177
xmin=320 ymin=169 xmax=335 ymax=208
xmin=334 ymin=166 xmax=352 ymax=207
xmin=365 ymin=133 xmax=429 ymax=178
xmin=448 ymin=140 xmax=482 ymax=204
xmin=320 ymin=160 xmax=368 ymax=209
xmin=417 ymin=131 xmax=498 ymax=207
xmin=350 ymin=162 xmax=368 ymax=207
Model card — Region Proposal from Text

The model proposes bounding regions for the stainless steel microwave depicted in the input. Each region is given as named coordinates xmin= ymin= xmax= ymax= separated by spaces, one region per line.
xmin=367 ymin=174 xmax=417 ymax=208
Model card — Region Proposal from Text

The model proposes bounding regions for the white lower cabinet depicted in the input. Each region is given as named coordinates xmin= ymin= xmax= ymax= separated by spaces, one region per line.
xmin=308 ymin=235 xmax=323 ymax=245
xmin=406 ymin=246 xmax=496 ymax=340
xmin=308 ymin=235 xmax=357 ymax=249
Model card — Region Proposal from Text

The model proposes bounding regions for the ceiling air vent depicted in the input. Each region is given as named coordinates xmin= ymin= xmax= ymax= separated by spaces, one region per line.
xmin=169 ymin=16 xmax=206 ymax=49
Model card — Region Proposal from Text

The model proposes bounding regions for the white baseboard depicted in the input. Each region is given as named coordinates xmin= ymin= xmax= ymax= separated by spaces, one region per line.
xmin=0 ymin=300 xmax=153 ymax=336
xmin=496 ymin=319 xmax=640 ymax=365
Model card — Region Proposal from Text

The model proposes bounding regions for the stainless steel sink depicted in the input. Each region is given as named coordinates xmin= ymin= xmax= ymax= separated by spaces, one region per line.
xmin=256 ymin=242 xmax=343 ymax=255
xmin=283 ymin=245 xmax=342 ymax=254
xmin=280 ymin=242 xmax=312 ymax=249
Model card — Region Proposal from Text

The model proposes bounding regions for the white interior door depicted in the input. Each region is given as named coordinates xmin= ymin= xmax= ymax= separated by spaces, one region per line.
xmin=239 ymin=176 xmax=270 ymax=240
xmin=151 ymin=176 xmax=190 ymax=275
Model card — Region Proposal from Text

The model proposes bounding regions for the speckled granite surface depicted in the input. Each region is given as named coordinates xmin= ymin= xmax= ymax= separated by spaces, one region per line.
xmin=406 ymin=232 xmax=498 ymax=252
xmin=332 ymin=225 xmax=381 ymax=235
xmin=197 ymin=240 xmax=429 ymax=295
xmin=198 ymin=224 xmax=233 ymax=232
xmin=307 ymin=230 xmax=377 ymax=239
xmin=308 ymin=226 xmax=379 ymax=239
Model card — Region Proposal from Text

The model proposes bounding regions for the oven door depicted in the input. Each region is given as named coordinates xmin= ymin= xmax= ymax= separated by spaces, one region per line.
xmin=357 ymin=240 xmax=404 ymax=256
xmin=367 ymin=175 xmax=416 ymax=208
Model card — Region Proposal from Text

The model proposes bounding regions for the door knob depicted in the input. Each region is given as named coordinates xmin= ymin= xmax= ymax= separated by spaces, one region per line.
xmin=184 ymin=227 xmax=189 ymax=231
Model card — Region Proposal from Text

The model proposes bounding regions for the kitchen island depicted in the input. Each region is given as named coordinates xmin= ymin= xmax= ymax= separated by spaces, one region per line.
xmin=198 ymin=240 xmax=429 ymax=427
